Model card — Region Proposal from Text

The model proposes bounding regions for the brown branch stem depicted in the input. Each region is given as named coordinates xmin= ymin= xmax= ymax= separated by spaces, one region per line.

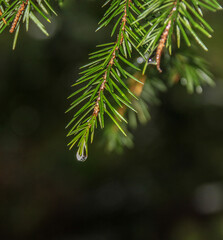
xmin=9 ymin=0 xmax=29 ymax=33
xmin=92 ymin=0 xmax=131 ymax=118
xmin=156 ymin=0 xmax=177 ymax=73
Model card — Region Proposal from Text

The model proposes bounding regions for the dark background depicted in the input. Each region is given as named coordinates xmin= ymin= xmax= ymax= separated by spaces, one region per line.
xmin=0 ymin=1 xmax=223 ymax=239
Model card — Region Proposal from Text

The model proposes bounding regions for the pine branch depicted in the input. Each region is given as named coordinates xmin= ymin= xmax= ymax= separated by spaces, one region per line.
xmin=136 ymin=0 xmax=222 ymax=73
xmin=156 ymin=0 xmax=177 ymax=72
xmin=67 ymin=0 xmax=147 ymax=161
xmin=67 ymin=0 xmax=222 ymax=160
xmin=1 ymin=0 xmax=221 ymax=160
xmin=102 ymin=47 xmax=214 ymax=153
xmin=0 ymin=0 xmax=56 ymax=49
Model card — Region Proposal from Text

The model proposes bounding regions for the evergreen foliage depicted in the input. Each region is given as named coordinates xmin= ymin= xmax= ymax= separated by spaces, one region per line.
xmin=0 ymin=0 xmax=56 ymax=49
xmin=0 ymin=0 xmax=222 ymax=160
xmin=67 ymin=0 xmax=221 ymax=161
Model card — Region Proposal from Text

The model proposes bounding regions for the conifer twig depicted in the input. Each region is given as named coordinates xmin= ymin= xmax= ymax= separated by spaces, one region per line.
xmin=0 ymin=0 xmax=56 ymax=48
xmin=67 ymin=0 xmax=146 ymax=160
xmin=0 ymin=0 xmax=221 ymax=160
xmin=67 ymin=0 xmax=222 ymax=160
xmin=9 ymin=0 xmax=28 ymax=33
xmin=93 ymin=1 xmax=131 ymax=118
xmin=156 ymin=1 xmax=177 ymax=73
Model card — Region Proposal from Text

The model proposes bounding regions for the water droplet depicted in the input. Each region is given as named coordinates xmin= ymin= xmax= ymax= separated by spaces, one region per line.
xmin=137 ymin=57 xmax=145 ymax=64
xmin=196 ymin=86 xmax=203 ymax=94
xmin=76 ymin=142 xmax=88 ymax=162
xmin=76 ymin=151 xmax=88 ymax=162
xmin=181 ymin=78 xmax=187 ymax=86
xmin=148 ymin=58 xmax=156 ymax=65
xmin=137 ymin=57 xmax=144 ymax=64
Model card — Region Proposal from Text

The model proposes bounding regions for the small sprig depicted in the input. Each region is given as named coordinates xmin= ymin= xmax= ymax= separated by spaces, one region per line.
xmin=93 ymin=1 xmax=130 ymax=118
xmin=0 ymin=0 xmax=57 ymax=49
xmin=136 ymin=0 xmax=222 ymax=73
xmin=156 ymin=1 xmax=177 ymax=72
xmin=9 ymin=0 xmax=28 ymax=33
xmin=67 ymin=0 xmax=146 ymax=160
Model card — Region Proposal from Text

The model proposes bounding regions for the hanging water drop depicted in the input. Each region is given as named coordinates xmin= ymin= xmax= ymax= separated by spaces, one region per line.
xmin=196 ymin=86 xmax=203 ymax=94
xmin=181 ymin=78 xmax=187 ymax=86
xmin=148 ymin=58 xmax=156 ymax=65
xmin=76 ymin=151 xmax=88 ymax=162
xmin=76 ymin=141 xmax=88 ymax=162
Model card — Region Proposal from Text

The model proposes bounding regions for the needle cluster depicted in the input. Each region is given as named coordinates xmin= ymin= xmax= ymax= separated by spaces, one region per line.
xmin=67 ymin=0 xmax=221 ymax=160
xmin=0 ymin=0 xmax=221 ymax=160
xmin=0 ymin=0 xmax=56 ymax=49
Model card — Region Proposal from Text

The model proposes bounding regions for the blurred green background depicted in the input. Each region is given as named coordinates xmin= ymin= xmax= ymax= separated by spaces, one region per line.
xmin=0 ymin=1 xmax=223 ymax=239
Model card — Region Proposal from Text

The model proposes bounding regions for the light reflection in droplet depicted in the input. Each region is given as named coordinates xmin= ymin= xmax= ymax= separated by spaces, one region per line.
xmin=148 ymin=58 xmax=156 ymax=65
xmin=76 ymin=151 xmax=88 ymax=162
xmin=76 ymin=142 xmax=88 ymax=162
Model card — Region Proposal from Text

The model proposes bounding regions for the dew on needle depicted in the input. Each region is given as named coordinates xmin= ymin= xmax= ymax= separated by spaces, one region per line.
xmin=76 ymin=142 xmax=88 ymax=162
xmin=76 ymin=151 xmax=88 ymax=162
xmin=148 ymin=58 xmax=156 ymax=65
